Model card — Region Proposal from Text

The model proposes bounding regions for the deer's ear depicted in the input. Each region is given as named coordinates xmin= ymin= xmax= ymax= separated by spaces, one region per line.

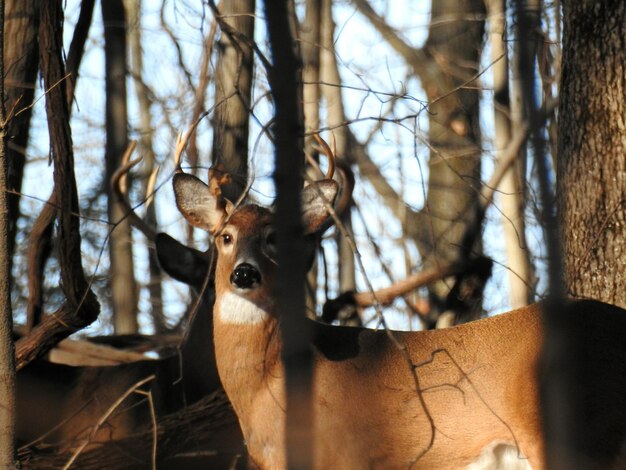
xmin=301 ymin=180 xmax=339 ymax=234
xmin=155 ymin=233 xmax=211 ymax=291
xmin=173 ymin=173 xmax=227 ymax=233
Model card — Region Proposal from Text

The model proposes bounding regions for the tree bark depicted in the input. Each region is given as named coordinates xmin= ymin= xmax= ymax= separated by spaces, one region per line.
xmin=540 ymin=2 xmax=626 ymax=468
xmin=15 ymin=0 xmax=100 ymax=370
xmin=302 ymin=0 xmax=322 ymax=314
xmin=4 ymin=0 xmax=39 ymax=272
xmin=102 ymin=0 xmax=139 ymax=334
xmin=421 ymin=0 xmax=486 ymax=319
xmin=211 ymin=0 xmax=255 ymax=202
xmin=0 ymin=0 xmax=17 ymax=465
xmin=559 ymin=1 xmax=626 ymax=306
xmin=26 ymin=0 xmax=95 ymax=332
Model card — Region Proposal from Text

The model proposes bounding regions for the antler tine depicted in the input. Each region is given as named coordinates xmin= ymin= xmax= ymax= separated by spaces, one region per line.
xmin=114 ymin=140 xmax=141 ymax=193
xmin=174 ymin=132 xmax=186 ymax=171
xmin=145 ymin=165 xmax=160 ymax=210
xmin=313 ymin=133 xmax=336 ymax=180
xmin=111 ymin=140 xmax=158 ymax=241
xmin=174 ymin=118 xmax=205 ymax=172
xmin=333 ymin=159 xmax=355 ymax=219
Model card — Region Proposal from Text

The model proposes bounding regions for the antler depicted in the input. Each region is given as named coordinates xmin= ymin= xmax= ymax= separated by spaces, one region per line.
xmin=312 ymin=133 xmax=336 ymax=180
xmin=307 ymin=133 xmax=354 ymax=220
xmin=174 ymin=116 xmax=206 ymax=172
xmin=111 ymin=141 xmax=159 ymax=241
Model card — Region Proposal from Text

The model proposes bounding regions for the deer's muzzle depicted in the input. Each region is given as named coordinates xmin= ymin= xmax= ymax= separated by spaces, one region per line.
xmin=231 ymin=263 xmax=261 ymax=289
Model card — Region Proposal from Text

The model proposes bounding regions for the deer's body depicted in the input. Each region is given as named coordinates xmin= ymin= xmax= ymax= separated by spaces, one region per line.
xmin=214 ymin=287 xmax=544 ymax=469
xmin=173 ymin=160 xmax=626 ymax=469
xmin=214 ymin=288 xmax=626 ymax=470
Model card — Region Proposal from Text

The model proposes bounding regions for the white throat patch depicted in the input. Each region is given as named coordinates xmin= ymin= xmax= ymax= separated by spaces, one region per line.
xmin=218 ymin=291 xmax=269 ymax=325
xmin=465 ymin=441 xmax=532 ymax=470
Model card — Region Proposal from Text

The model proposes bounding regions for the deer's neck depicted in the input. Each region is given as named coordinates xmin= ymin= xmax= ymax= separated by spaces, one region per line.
xmin=214 ymin=288 xmax=281 ymax=375
xmin=213 ymin=288 xmax=285 ymax=466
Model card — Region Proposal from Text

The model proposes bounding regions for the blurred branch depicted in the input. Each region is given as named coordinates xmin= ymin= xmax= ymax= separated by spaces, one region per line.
xmin=159 ymin=1 xmax=194 ymax=91
xmin=352 ymin=0 xmax=434 ymax=85
xmin=354 ymin=263 xmax=460 ymax=308
xmin=264 ymin=0 xmax=313 ymax=467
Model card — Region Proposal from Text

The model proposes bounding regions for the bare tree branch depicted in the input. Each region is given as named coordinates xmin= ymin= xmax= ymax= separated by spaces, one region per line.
xmin=351 ymin=0 xmax=434 ymax=85
xmin=15 ymin=0 xmax=100 ymax=371
xmin=65 ymin=0 xmax=95 ymax=106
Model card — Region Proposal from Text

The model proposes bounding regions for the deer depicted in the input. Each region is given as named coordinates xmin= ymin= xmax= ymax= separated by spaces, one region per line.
xmin=172 ymin=142 xmax=626 ymax=469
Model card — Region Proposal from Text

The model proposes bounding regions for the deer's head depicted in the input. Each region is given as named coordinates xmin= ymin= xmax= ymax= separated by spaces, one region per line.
xmin=172 ymin=170 xmax=338 ymax=322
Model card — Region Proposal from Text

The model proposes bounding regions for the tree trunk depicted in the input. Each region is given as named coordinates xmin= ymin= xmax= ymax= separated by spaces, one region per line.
xmin=265 ymin=0 xmax=313 ymax=467
xmin=4 ymin=0 xmax=39 ymax=272
xmin=211 ymin=0 xmax=255 ymax=202
xmin=0 ymin=1 xmax=17 ymax=464
xmin=487 ymin=0 xmax=534 ymax=308
xmin=559 ymin=1 xmax=626 ymax=307
xmin=319 ymin=0 xmax=356 ymax=296
xmin=302 ymin=0 xmax=323 ymax=315
xmin=102 ymin=0 xmax=139 ymax=334
xmin=26 ymin=0 xmax=95 ymax=332
xmin=125 ymin=0 xmax=166 ymax=333
xmin=541 ymin=2 xmax=626 ymax=468
xmin=421 ymin=0 xmax=486 ymax=320
xmin=15 ymin=0 xmax=100 ymax=368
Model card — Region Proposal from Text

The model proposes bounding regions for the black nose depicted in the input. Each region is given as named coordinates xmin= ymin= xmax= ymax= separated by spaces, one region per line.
xmin=230 ymin=263 xmax=261 ymax=289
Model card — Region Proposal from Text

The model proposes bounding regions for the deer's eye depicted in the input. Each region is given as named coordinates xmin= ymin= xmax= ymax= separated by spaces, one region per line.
xmin=265 ymin=231 xmax=276 ymax=247
xmin=221 ymin=233 xmax=233 ymax=245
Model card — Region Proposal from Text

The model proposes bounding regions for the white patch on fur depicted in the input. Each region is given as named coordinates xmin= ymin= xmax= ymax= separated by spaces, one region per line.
xmin=218 ymin=291 xmax=269 ymax=325
xmin=465 ymin=442 xmax=532 ymax=470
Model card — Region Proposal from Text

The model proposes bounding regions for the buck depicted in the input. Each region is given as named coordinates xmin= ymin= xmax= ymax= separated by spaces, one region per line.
xmin=173 ymin=157 xmax=626 ymax=468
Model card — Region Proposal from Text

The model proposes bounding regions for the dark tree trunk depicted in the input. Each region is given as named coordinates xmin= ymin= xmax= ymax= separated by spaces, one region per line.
xmin=541 ymin=2 xmax=626 ymax=468
xmin=26 ymin=0 xmax=95 ymax=332
xmin=4 ymin=0 xmax=39 ymax=270
xmin=15 ymin=0 xmax=100 ymax=371
xmin=265 ymin=0 xmax=313 ymax=467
